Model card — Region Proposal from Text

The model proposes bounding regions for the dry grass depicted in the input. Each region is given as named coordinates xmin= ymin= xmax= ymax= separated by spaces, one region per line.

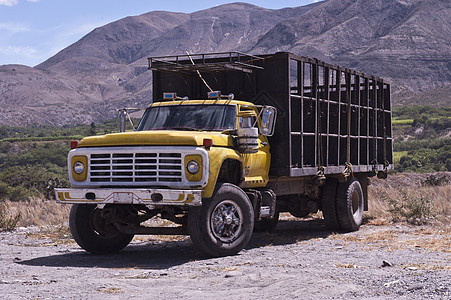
xmin=325 ymin=173 xmax=450 ymax=253
xmin=95 ymin=286 xmax=123 ymax=294
xmin=1 ymin=198 xmax=70 ymax=228
xmin=0 ymin=173 xmax=449 ymax=232
xmin=335 ymin=263 xmax=364 ymax=269
xmin=330 ymin=222 xmax=450 ymax=253
xmin=367 ymin=173 xmax=451 ymax=224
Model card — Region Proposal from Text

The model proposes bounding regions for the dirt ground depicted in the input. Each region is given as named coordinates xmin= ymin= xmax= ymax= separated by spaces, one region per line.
xmin=1 ymin=216 xmax=449 ymax=300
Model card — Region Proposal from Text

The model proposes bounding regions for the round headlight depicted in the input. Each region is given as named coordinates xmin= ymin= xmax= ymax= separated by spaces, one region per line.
xmin=73 ymin=161 xmax=85 ymax=174
xmin=187 ymin=160 xmax=200 ymax=174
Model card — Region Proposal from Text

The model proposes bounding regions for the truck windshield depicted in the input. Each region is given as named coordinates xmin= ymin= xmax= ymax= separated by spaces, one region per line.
xmin=137 ymin=104 xmax=236 ymax=131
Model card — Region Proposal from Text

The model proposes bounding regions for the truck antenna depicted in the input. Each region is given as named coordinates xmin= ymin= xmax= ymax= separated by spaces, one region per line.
xmin=186 ymin=51 xmax=213 ymax=92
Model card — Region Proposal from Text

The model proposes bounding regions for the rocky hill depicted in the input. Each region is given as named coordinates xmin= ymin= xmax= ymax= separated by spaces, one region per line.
xmin=0 ymin=0 xmax=449 ymax=126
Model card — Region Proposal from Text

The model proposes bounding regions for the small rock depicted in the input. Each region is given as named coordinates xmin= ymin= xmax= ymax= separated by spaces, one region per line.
xmin=382 ymin=260 xmax=393 ymax=267
xmin=407 ymin=284 xmax=424 ymax=291
xmin=384 ymin=280 xmax=400 ymax=287
xmin=225 ymin=271 xmax=243 ymax=278
xmin=407 ymin=267 xmax=418 ymax=270
xmin=13 ymin=257 xmax=21 ymax=262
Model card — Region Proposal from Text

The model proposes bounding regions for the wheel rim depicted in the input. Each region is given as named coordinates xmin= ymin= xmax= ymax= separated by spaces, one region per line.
xmin=90 ymin=207 xmax=120 ymax=239
xmin=210 ymin=200 xmax=243 ymax=243
xmin=351 ymin=189 xmax=362 ymax=218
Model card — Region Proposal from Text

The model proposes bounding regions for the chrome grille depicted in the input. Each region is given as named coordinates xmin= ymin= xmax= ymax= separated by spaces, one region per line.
xmin=89 ymin=152 xmax=182 ymax=183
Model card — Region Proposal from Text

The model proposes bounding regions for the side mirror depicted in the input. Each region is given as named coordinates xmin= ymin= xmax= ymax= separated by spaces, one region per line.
xmin=118 ymin=109 xmax=127 ymax=132
xmin=260 ymin=106 xmax=277 ymax=136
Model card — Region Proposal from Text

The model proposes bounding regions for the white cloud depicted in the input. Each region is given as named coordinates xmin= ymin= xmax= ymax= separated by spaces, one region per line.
xmin=0 ymin=0 xmax=19 ymax=6
xmin=0 ymin=22 xmax=30 ymax=33
xmin=0 ymin=0 xmax=39 ymax=6
xmin=0 ymin=45 xmax=39 ymax=60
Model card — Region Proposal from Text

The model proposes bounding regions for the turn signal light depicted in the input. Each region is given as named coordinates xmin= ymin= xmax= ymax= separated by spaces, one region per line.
xmin=203 ymin=138 xmax=213 ymax=148
xmin=70 ymin=140 xmax=79 ymax=149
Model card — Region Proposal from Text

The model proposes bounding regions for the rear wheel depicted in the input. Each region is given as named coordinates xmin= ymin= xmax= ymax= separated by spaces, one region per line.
xmin=188 ymin=183 xmax=254 ymax=257
xmin=69 ymin=204 xmax=134 ymax=254
xmin=336 ymin=178 xmax=364 ymax=232
xmin=321 ymin=178 xmax=340 ymax=230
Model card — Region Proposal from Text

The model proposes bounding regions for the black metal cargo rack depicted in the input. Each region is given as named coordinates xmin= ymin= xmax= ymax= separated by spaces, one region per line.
xmin=148 ymin=52 xmax=393 ymax=177
xmin=148 ymin=52 xmax=264 ymax=74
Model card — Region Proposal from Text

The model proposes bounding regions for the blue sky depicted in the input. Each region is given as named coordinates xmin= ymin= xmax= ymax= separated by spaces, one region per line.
xmin=0 ymin=0 xmax=319 ymax=67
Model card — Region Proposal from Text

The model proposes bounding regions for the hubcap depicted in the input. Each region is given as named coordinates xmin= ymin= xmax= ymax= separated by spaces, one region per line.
xmin=90 ymin=207 xmax=119 ymax=238
xmin=210 ymin=200 xmax=243 ymax=243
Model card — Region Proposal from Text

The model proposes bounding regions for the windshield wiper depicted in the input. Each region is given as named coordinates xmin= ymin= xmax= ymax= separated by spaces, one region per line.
xmin=167 ymin=127 xmax=203 ymax=131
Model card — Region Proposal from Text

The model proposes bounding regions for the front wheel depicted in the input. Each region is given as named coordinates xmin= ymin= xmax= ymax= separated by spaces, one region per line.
xmin=69 ymin=204 xmax=134 ymax=254
xmin=188 ymin=183 xmax=254 ymax=257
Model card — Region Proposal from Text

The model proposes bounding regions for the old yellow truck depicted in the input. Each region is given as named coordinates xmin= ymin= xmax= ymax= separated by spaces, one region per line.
xmin=56 ymin=52 xmax=393 ymax=256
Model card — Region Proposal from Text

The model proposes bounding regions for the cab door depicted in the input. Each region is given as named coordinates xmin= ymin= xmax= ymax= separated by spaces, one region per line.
xmin=238 ymin=112 xmax=271 ymax=189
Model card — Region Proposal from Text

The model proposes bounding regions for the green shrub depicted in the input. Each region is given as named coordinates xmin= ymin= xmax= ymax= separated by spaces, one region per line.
xmin=422 ymin=174 xmax=450 ymax=186
xmin=6 ymin=186 xmax=33 ymax=202
xmin=387 ymin=191 xmax=433 ymax=224
xmin=0 ymin=182 xmax=9 ymax=201
xmin=0 ymin=120 xmax=126 ymax=201
xmin=0 ymin=165 xmax=70 ymax=201
xmin=393 ymin=106 xmax=451 ymax=121
xmin=396 ymin=146 xmax=451 ymax=172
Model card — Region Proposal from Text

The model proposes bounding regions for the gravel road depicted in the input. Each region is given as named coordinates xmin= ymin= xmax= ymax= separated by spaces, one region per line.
xmin=1 ymin=217 xmax=449 ymax=299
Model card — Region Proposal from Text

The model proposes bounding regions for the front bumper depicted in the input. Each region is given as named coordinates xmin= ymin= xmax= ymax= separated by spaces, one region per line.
xmin=55 ymin=188 xmax=202 ymax=206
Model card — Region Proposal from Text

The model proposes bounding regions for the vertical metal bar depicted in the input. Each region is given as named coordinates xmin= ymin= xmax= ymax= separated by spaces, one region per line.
xmin=346 ymin=71 xmax=351 ymax=164
xmin=373 ymin=79 xmax=377 ymax=165
xmin=387 ymin=84 xmax=393 ymax=165
xmin=381 ymin=80 xmax=387 ymax=165
xmin=337 ymin=68 xmax=341 ymax=166
xmin=300 ymin=60 xmax=304 ymax=167
xmin=153 ymin=69 xmax=159 ymax=102
xmin=297 ymin=59 xmax=302 ymax=166
xmin=366 ymin=78 xmax=370 ymax=166
xmin=288 ymin=56 xmax=293 ymax=169
xmin=313 ymin=60 xmax=319 ymax=167
xmin=325 ymin=66 xmax=330 ymax=167
xmin=356 ymin=75 xmax=360 ymax=165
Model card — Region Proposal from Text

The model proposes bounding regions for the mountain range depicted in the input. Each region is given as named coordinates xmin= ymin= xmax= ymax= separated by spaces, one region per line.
xmin=0 ymin=0 xmax=450 ymax=126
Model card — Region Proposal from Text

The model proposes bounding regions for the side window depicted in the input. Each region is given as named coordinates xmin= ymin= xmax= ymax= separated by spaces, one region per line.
xmin=239 ymin=116 xmax=255 ymax=129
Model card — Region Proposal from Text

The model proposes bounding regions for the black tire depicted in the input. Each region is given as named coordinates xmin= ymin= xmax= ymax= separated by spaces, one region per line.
xmin=254 ymin=210 xmax=279 ymax=232
xmin=336 ymin=178 xmax=364 ymax=232
xmin=69 ymin=204 xmax=134 ymax=254
xmin=321 ymin=178 xmax=340 ymax=230
xmin=188 ymin=183 xmax=254 ymax=257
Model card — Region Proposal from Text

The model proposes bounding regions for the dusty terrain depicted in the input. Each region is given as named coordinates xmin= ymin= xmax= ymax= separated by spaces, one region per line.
xmin=1 ymin=215 xmax=449 ymax=300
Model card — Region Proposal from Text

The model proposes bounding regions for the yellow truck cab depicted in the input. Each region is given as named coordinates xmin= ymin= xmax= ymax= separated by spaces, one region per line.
xmin=56 ymin=52 xmax=392 ymax=256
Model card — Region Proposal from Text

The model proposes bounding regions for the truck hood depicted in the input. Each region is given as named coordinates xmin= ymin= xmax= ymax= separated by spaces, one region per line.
xmin=77 ymin=130 xmax=233 ymax=148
